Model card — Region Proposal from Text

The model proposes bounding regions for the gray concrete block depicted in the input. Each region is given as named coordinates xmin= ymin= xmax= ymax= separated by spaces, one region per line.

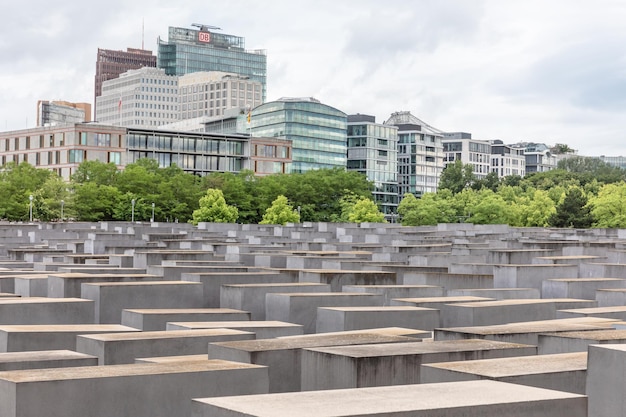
xmin=299 ymin=269 xmax=397 ymax=292
xmin=316 ymin=306 xmax=438 ymax=333
xmin=121 ymin=308 xmax=251 ymax=331
xmin=300 ymin=339 xmax=536 ymax=391
xmin=446 ymin=287 xmax=540 ymax=299
xmin=165 ymin=320 xmax=304 ymax=338
xmin=81 ymin=281 xmax=204 ymax=323
xmin=587 ymin=344 xmax=626 ymax=417
xmin=0 ymin=359 xmax=268 ymax=417
xmin=538 ymin=329 xmax=626 ymax=354
xmin=0 ymin=324 xmax=138 ymax=352
xmin=557 ymin=305 xmax=626 ymax=321
xmin=220 ymin=282 xmax=330 ymax=320
xmin=77 ymin=328 xmax=255 ymax=364
xmin=208 ymin=331 xmax=418 ymax=393
xmin=542 ymin=278 xmax=626 ymax=299
xmin=47 ymin=272 xmax=162 ymax=298
xmin=266 ymin=292 xmax=384 ymax=334
xmin=0 ymin=297 xmax=94 ymax=325
xmin=342 ymin=284 xmax=444 ymax=305
xmin=192 ymin=380 xmax=586 ymax=417
xmin=421 ymin=352 xmax=587 ymax=394
xmin=596 ymin=288 xmax=626 ymax=307
xmin=493 ymin=264 xmax=579 ymax=291
xmin=0 ymin=350 xmax=98 ymax=371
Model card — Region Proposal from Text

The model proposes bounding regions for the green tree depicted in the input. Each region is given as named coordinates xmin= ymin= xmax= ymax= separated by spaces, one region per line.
xmin=469 ymin=190 xmax=516 ymax=225
xmin=33 ymin=176 xmax=71 ymax=221
xmin=438 ymin=160 xmax=476 ymax=194
xmin=191 ymin=188 xmax=238 ymax=225
xmin=0 ymin=162 xmax=53 ymax=220
xmin=519 ymin=189 xmax=556 ymax=227
xmin=73 ymin=182 xmax=121 ymax=221
xmin=347 ymin=197 xmax=386 ymax=223
xmin=397 ymin=192 xmax=455 ymax=226
xmin=260 ymin=195 xmax=300 ymax=225
xmin=548 ymin=186 xmax=593 ymax=228
xmin=590 ymin=182 xmax=626 ymax=228
xmin=71 ymin=160 xmax=118 ymax=186
xmin=472 ymin=171 xmax=500 ymax=192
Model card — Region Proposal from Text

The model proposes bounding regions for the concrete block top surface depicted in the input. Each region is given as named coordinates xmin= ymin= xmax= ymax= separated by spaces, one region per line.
xmin=441 ymin=318 xmax=616 ymax=335
xmin=559 ymin=306 xmax=626 ymax=314
xmin=0 ymin=324 xmax=138 ymax=333
xmin=50 ymin=273 xmax=157 ymax=278
xmin=303 ymin=339 xmax=533 ymax=358
xmin=221 ymin=283 xmax=327 ymax=289
xmin=548 ymin=278 xmax=625 ymax=282
xmin=79 ymin=328 xmax=254 ymax=341
xmin=123 ymin=308 xmax=249 ymax=314
xmin=541 ymin=329 xmax=626 ymax=341
xmin=268 ymin=292 xmax=380 ymax=298
xmin=134 ymin=354 xmax=211 ymax=363
xmin=167 ymin=321 xmax=301 ymax=329
xmin=344 ymin=284 xmax=441 ymax=289
xmin=394 ymin=296 xmax=494 ymax=303
xmin=318 ymin=306 xmax=437 ymax=312
xmin=81 ymin=280 xmax=200 ymax=287
xmin=278 ymin=327 xmax=431 ymax=339
xmin=210 ymin=333 xmax=418 ymax=352
xmin=0 ymin=359 xmax=265 ymax=383
xmin=0 ymin=350 xmax=97 ymax=363
xmin=0 ymin=297 xmax=91 ymax=305
xmin=423 ymin=352 xmax=587 ymax=378
xmin=193 ymin=380 xmax=584 ymax=416
xmin=450 ymin=298 xmax=593 ymax=308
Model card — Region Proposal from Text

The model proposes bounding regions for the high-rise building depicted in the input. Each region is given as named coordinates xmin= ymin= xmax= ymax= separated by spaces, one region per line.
xmin=490 ymin=140 xmax=525 ymax=177
xmin=347 ymin=114 xmax=399 ymax=219
xmin=387 ymin=111 xmax=444 ymax=197
xmin=96 ymin=67 xmax=179 ymax=128
xmin=94 ymin=48 xmax=157 ymax=115
xmin=36 ymin=101 xmax=91 ymax=126
xmin=96 ymin=68 xmax=262 ymax=129
xmin=157 ymin=25 xmax=267 ymax=101
xmin=250 ymin=97 xmax=346 ymax=173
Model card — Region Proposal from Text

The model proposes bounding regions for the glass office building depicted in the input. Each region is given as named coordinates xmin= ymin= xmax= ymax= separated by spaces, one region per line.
xmin=347 ymin=114 xmax=399 ymax=219
xmin=250 ymin=97 xmax=347 ymax=173
xmin=157 ymin=25 xmax=267 ymax=101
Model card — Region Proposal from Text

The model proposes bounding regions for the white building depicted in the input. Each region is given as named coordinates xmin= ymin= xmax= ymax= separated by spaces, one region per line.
xmin=96 ymin=69 xmax=262 ymax=129
xmin=96 ymin=67 xmax=179 ymax=128
xmin=387 ymin=111 xmax=444 ymax=197
xmin=442 ymin=132 xmax=492 ymax=179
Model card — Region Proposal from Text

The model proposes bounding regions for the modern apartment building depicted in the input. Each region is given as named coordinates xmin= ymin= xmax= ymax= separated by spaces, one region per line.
xmin=94 ymin=48 xmax=156 ymax=115
xmin=157 ymin=25 xmax=267 ymax=101
xmin=37 ymin=101 xmax=91 ymax=126
xmin=347 ymin=114 xmax=399 ymax=218
xmin=490 ymin=140 xmax=526 ymax=177
xmin=511 ymin=142 xmax=559 ymax=174
xmin=442 ymin=132 xmax=492 ymax=179
xmin=250 ymin=97 xmax=346 ymax=174
xmin=96 ymin=68 xmax=179 ymax=128
xmin=386 ymin=111 xmax=444 ymax=197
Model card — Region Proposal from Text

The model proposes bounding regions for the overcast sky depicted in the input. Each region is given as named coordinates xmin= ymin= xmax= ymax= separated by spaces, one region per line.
xmin=1 ymin=0 xmax=625 ymax=156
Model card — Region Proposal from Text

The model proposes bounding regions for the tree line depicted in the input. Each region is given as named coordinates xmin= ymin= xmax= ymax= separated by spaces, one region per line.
xmin=0 ymin=160 xmax=382 ymax=224
xmin=398 ymin=157 xmax=626 ymax=228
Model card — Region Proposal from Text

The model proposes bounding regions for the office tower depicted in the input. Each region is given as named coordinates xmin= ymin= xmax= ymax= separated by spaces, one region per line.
xmin=347 ymin=114 xmax=399 ymax=219
xmin=94 ymin=47 xmax=157 ymax=115
xmin=250 ymin=97 xmax=346 ymax=173
xmin=96 ymin=67 xmax=179 ymax=128
xmin=386 ymin=111 xmax=444 ymax=197
xmin=157 ymin=24 xmax=267 ymax=101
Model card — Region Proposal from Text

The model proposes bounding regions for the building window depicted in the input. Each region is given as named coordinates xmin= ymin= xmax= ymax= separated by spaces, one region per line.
xmin=68 ymin=149 xmax=84 ymax=163
xmin=109 ymin=152 xmax=121 ymax=165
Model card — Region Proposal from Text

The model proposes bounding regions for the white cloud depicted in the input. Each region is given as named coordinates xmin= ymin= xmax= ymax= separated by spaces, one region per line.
xmin=1 ymin=0 xmax=625 ymax=155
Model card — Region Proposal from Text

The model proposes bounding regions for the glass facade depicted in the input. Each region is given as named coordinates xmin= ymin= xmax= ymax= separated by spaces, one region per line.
xmin=251 ymin=98 xmax=347 ymax=173
xmin=347 ymin=116 xmax=399 ymax=219
xmin=158 ymin=26 xmax=267 ymax=101
xmin=125 ymin=128 xmax=247 ymax=175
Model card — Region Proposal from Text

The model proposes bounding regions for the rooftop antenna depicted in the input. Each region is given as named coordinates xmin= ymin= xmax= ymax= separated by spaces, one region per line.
xmin=191 ymin=23 xmax=222 ymax=31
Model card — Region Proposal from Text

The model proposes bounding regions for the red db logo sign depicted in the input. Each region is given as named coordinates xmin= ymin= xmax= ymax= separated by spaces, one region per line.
xmin=198 ymin=32 xmax=211 ymax=43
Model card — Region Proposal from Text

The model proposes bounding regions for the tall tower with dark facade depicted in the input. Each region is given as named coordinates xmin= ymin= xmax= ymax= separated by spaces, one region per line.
xmin=157 ymin=24 xmax=267 ymax=102
xmin=94 ymin=48 xmax=156 ymax=116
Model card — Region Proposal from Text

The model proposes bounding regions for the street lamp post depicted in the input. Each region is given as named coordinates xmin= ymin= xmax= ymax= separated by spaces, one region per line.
xmin=29 ymin=195 xmax=33 ymax=222
xmin=151 ymin=202 xmax=155 ymax=223
xmin=60 ymin=200 xmax=64 ymax=222
xmin=131 ymin=199 xmax=136 ymax=222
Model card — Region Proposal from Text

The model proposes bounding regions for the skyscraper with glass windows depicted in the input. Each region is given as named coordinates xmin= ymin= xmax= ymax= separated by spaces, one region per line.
xmin=250 ymin=97 xmax=347 ymax=173
xmin=157 ymin=25 xmax=267 ymax=102
xmin=347 ymin=114 xmax=399 ymax=219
